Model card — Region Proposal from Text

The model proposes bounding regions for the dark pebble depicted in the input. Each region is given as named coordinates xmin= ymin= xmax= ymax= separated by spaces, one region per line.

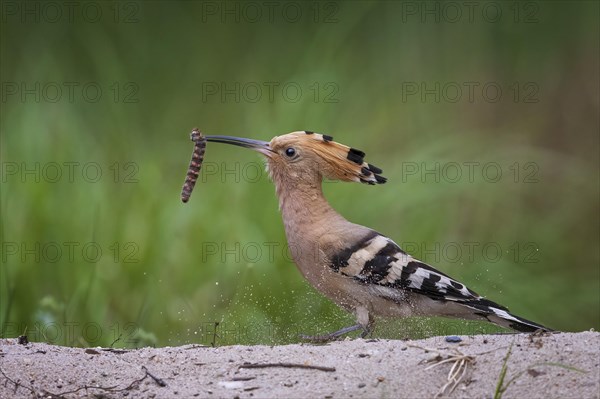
xmin=445 ymin=336 xmax=462 ymax=343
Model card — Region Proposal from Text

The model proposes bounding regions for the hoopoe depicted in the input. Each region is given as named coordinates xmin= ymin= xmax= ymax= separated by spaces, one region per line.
xmin=193 ymin=130 xmax=552 ymax=340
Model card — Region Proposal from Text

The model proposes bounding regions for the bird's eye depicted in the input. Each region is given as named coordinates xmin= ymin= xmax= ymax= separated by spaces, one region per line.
xmin=285 ymin=147 xmax=297 ymax=158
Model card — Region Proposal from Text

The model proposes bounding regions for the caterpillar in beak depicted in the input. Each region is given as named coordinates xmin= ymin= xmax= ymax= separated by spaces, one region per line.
xmin=181 ymin=128 xmax=207 ymax=203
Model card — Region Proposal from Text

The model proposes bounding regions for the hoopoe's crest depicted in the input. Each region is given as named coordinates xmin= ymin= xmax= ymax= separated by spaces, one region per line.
xmin=267 ymin=131 xmax=387 ymax=185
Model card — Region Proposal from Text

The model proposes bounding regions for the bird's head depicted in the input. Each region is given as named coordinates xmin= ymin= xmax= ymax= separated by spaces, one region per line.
xmin=206 ymin=131 xmax=386 ymax=185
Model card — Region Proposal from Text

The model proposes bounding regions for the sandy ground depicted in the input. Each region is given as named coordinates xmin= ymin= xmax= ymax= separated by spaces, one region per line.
xmin=0 ymin=331 xmax=598 ymax=399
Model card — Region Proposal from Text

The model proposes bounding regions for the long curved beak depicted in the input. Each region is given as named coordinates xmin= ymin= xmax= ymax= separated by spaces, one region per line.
xmin=205 ymin=135 xmax=272 ymax=157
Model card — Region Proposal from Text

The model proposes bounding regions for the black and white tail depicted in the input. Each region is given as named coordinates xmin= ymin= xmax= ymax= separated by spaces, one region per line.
xmin=463 ymin=298 xmax=553 ymax=332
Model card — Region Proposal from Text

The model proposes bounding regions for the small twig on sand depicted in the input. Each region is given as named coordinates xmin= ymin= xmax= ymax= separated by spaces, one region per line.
xmin=142 ymin=365 xmax=167 ymax=387
xmin=101 ymin=348 xmax=130 ymax=354
xmin=1 ymin=364 xmax=167 ymax=398
xmin=0 ymin=367 xmax=36 ymax=396
xmin=231 ymin=376 xmax=256 ymax=381
xmin=408 ymin=344 xmax=475 ymax=397
xmin=240 ymin=362 xmax=336 ymax=372
xmin=425 ymin=350 xmax=474 ymax=397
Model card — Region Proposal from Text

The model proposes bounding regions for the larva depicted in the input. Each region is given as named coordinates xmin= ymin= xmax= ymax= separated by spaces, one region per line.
xmin=181 ymin=128 xmax=207 ymax=203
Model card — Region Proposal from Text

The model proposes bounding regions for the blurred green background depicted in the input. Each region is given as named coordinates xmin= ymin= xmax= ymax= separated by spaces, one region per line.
xmin=1 ymin=1 xmax=598 ymax=347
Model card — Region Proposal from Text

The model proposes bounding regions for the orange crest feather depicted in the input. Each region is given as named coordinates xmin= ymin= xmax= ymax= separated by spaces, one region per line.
xmin=285 ymin=131 xmax=386 ymax=185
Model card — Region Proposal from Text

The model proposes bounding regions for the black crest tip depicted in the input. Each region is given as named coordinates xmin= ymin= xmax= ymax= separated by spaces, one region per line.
xmin=374 ymin=175 xmax=387 ymax=184
xmin=368 ymin=163 xmax=383 ymax=174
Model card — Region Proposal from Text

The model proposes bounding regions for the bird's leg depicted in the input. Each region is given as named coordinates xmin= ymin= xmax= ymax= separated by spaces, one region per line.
xmin=300 ymin=307 xmax=373 ymax=342
xmin=356 ymin=306 xmax=374 ymax=338
xmin=300 ymin=324 xmax=364 ymax=343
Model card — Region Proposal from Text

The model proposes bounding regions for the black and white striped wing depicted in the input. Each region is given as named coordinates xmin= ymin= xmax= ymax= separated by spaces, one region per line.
xmin=328 ymin=230 xmax=550 ymax=332
xmin=330 ymin=231 xmax=484 ymax=303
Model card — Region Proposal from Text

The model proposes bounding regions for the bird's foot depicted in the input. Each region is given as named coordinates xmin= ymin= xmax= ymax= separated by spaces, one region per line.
xmin=300 ymin=324 xmax=369 ymax=343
